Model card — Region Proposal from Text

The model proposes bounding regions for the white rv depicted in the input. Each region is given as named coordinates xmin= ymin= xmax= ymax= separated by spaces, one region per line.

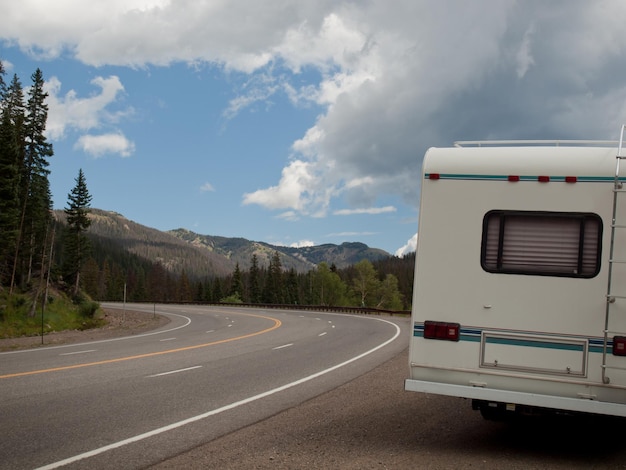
xmin=405 ymin=126 xmax=626 ymax=419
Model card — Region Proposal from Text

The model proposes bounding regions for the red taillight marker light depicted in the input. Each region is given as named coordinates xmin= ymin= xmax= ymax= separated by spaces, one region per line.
xmin=428 ymin=173 xmax=440 ymax=180
xmin=508 ymin=175 xmax=520 ymax=182
xmin=565 ymin=176 xmax=577 ymax=183
xmin=424 ymin=321 xmax=460 ymax=342
xmin=538 ymin=175 xmax=550 ymax=182
xmin=613 ymin=336 xmax=626 ymax=356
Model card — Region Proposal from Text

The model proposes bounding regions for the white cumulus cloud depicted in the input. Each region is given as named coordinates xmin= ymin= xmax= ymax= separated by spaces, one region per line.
xmin=45 ymin=75 xmax=129 ymax=140
xmin=74 ymin=133 xmax=135 ymax=158
xmin=395 ymin=233 xmax=417 ymax=257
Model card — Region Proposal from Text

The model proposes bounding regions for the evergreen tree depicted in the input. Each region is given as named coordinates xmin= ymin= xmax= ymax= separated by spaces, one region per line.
xmin=147 ymin=262 xmax=167 ymax=302
xmin=263 ymin=251 xmax=284 ymax=304
xmin=0 ymin=60 xmax=6 ymax=100
xmin=0 ymin=74 xmax=26 ymax=287
xmin=63 ymin=169 xmax=92 ymax=296
xmin=80 ymin=257 xmax=100 ymax=298
xmin=11 ymin=69 xmax=53 ymax=292
xmin=212 ymin=277 xmax=223 ymax=301
xmin=178 ymin=269 xmax=192 ymax=301
xmin=248 ymin=254 xmax=261 ymax=303
xmin=230 ymin=262 xmax=244 ymax=299
xmin=285 ymin=268 xmax=299 ymax=304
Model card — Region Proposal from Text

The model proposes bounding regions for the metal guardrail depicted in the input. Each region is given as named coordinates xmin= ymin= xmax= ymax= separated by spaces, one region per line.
xmin=123 ymin=300 xmax=410 ymax=316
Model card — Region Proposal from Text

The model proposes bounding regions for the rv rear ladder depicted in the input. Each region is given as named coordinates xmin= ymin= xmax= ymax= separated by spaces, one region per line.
xmin=603 ymin=124 xmax=626 ymax=384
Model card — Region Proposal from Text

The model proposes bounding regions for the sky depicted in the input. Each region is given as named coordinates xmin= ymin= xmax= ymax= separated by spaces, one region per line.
xmin=2 ymin=1 xmax=626 ymax=257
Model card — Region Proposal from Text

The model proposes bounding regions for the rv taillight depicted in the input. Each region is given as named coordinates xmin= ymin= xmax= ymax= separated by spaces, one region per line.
xmin=565 ymin=176 xmax=577 ymax=183
xmin=428 ymin=173 xmax=440 ymax=180
xmin=424 ymin=321 xmax=460 ymax=341
xmin=538 ymin=175 xmax=550 ymax=182
xmin=613 ymin=336 xmax=626 ymax=356
xmin=508 ymin=175 xmax=520 ymax=182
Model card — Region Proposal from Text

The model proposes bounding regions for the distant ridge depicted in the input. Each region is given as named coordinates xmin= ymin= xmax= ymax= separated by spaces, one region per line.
xmin=67 ymin=209 xmax=391 ymax=279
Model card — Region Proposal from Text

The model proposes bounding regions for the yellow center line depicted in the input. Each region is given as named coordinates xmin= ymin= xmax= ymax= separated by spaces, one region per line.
xmin=1 ymin=313 xmax=281 ymax=379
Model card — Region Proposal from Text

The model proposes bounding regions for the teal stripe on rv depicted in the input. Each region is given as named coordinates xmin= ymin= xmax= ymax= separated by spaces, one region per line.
xmin=485 ymin=336 xmax=584 ymax=352
xmin=413 ymin=323 xmax=612 ymax=354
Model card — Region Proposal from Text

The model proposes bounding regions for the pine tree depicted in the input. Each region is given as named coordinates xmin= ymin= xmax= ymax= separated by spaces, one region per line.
xmin=263 ymin=251 xmax=284 ymax=304
xmin=63 ymin=168 xmax=92 ymax=296
xmin=178 ymin=269 xmax=192 ymax=301
xmin=0 ymin=74 xmax=26 ymax=287
xmin=230 ymin=263 xmax=244 ymax=298
xmin=11 ymin=69 xmax=53 ymax=292
xmin=0 ymin=61 xmax=6 ymax=99
xmin=285 ymin=268 xmax=299 ymax=305
xmin=249 ymin=254 xmax=261 ymax=303
xmin=212 ymin=277 xmax=223 ymax=301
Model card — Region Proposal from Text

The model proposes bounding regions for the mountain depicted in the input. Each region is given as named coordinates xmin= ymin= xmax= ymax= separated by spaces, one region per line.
xmin=168 ymin=228 xmax=391 ymax=273
xmin=72 ymin=209 xmax=391 ymax=279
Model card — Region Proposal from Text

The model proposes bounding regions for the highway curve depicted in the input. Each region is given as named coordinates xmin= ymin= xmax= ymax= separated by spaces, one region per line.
xmin=0 ymin=303 xmax=408 ymax=469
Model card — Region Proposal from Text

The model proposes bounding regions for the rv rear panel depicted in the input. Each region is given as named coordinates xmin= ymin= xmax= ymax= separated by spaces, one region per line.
xmin=405 ymin=142 xmax=626 ymax=418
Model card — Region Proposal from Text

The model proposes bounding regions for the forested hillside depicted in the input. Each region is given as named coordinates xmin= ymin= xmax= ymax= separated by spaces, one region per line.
xmin=64 ymin=209 xmax=415 ymax=309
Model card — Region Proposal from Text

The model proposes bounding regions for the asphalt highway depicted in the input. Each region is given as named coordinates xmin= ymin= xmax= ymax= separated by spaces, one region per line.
xmin=0 ymin=304 xmax=408 ymax=469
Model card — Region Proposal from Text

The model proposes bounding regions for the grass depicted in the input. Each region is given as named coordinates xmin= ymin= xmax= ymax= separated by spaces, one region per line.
xmin=0 ymin=291 xmax=104 ymax=339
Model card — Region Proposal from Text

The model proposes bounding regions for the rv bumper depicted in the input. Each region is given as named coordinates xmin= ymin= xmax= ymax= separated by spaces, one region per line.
xmin=404 ymin=378 xmax=626 ymax=418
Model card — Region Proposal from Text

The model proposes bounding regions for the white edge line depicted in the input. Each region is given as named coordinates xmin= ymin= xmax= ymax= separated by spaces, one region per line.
xmin=272 ymin=343 xmax=293 ymax=350
xmin=147 ymin=366 xmax=202 ymax=378
xmin=59 ymin=350 xmax=96 ymax=356
xmin=35 ymin=317 xmax=401 ymax=470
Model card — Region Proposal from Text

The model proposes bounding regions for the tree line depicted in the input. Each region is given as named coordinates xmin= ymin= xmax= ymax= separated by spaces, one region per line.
xmin=78 ymin=239 xmax=415 ymax=310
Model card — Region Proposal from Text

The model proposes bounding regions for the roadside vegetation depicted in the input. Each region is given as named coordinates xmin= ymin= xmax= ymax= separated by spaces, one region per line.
xmin=0 ymin=290 xmax=102 ymax=339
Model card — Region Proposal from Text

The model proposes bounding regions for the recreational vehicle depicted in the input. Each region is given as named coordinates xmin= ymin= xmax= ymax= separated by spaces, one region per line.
xmin=405 ymin=126 xmax=626 ymax=419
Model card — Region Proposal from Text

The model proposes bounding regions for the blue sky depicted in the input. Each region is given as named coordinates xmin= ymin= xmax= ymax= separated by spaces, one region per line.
xmin=2 ymin=1 xmax=626 ymax=256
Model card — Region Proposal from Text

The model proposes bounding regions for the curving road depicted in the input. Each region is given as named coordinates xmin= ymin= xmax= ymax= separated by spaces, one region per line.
xmin=0 ymin=303 xmax=408 ymax=469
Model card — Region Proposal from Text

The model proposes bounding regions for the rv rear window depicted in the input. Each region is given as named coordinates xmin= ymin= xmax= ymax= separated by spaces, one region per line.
xmin=481 ymin=211 xmax=602 ymax=278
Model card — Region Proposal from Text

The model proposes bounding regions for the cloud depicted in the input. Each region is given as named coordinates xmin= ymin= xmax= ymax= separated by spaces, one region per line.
xmin=200 ymin=182 xmax=215 ymax=192
xmin=242 ymin=159 xmax=332 ymax=215
xmin=276 ymin=211 xmax=300 ymax=221
xmin=44 ymin=74 xmax=135 ymax=158
xmin=333 ymin=206 xmax=396 ymax=216
xmin=290 ymin=240 xmax=315 ymax=248
xmin=395 ymin=233 xmax=417 ymax=257
xmin=74 ymin=133 xmax=135 ymax=158
xmin=45 ymin=75 xmax=129 ymax=140
xmin=6 ymin=0 xmax=626 ymax=221
xmin=222 ymin=72 xmax=280 ymax=121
